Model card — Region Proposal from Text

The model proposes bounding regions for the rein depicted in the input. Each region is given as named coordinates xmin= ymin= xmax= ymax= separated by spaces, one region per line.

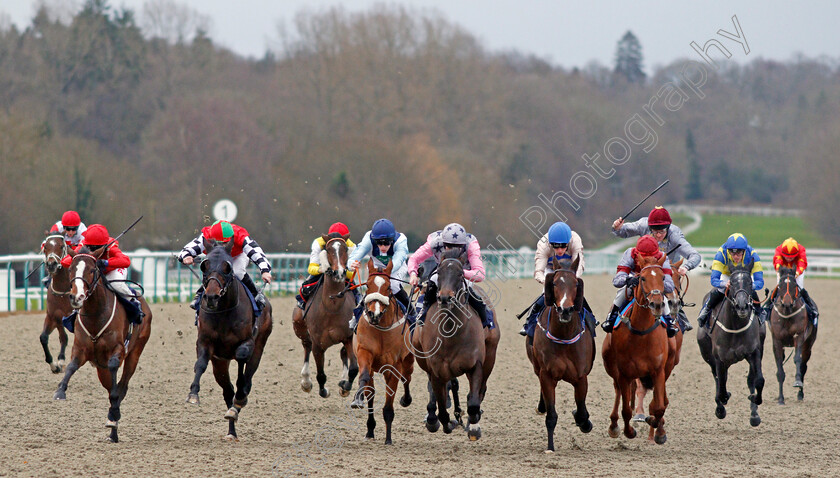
xmin=537 ymin=307 xmax=585 ymax=345
xmin=77 ymin=294 xmax=118 ymax=343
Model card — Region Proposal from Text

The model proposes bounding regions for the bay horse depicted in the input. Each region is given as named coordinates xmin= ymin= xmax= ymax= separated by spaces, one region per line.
xmin=350 ymin=259 xmax=414 ymax=444
xmin=411 ymin=248 xmax=501 ymax=441
xmin=53 ymin=247 xmax=153 ymax=443
xmin=697 ymin=267 xmax=765 ymax=426
xmin=525 ymin=257 xmax=594 ymax=453
xmin=769 ymin=265 xmax=816 ymax=404
xmin=632 ymin=258 xmax=687 ymax=435
xmin=292 ymin=233 xmax=358 ymax=398
xmin=186 ymin=239 xmax=273 ymax=440
xmin=39 ymin=235 xmax=73 ymax=373
xmin=602 ymin=252 xmax=673 ymax=444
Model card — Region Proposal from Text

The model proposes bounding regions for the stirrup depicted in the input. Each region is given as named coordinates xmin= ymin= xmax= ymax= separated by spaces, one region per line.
xmin=518 ymin=325 xmax=527 ymax=337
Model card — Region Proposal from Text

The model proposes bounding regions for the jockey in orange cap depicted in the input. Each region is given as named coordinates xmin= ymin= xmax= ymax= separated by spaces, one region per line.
xmin=759 ymin=237 xmax=819 ymax=326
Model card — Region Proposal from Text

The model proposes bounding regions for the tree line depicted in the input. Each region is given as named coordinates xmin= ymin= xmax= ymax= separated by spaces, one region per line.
xmin=1 ymin=1 xmax=838 ymax=254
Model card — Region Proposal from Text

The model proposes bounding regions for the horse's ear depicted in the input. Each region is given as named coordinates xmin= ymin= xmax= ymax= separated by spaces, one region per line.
xmin=223 ymin=239 xmax=234 ymax=254
xmin=385 ymin=260 xmax=393 ymax=275
xmin=571 ymin=256 xmax=580 ymax=273
xmin=673 ymin=258 xmax=684 ymax=269
xmin=367 ymin=259 xmax=374 ymax=274
xmin=223 ymin=260 xmax=233 ymax=275
xmin=202 ymin=236 xmax=215 ymax=251
xmin=574 ymin=278 xmax=584 ymax=311
xmin=93 ymin=247 xmax=106 ymax=259
xmin=321 ymin=234 xmax=331 ymax=243
xmin=200 ymin=258 xmax=209 ymax=274
xmin=341 ymin=233 xmax=350 ymax=242
xmin=657 ymin=253 xmax=667 ymax=266
xmin=544 ymin=272 xmax=555 ymax=305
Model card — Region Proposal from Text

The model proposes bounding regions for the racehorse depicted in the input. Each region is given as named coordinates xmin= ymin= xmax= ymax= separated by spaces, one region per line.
xmin=53 ymin=247 xmax=153 ymax=443
xmin=525 ymin=257 xmax=594 ymax=453
xmin=411 ymin=247 xmax=501 ymax=441
xmin=632 ymin=258 xmax=687 ymax=437
xmin=292 ymin=233 xmax=358 ymax=398
xmin=769 ymin=265 xmax=817 ymax=404
xmin=186 ymin=239 xmax=273 ymax=440
xmin=602 ymin=252 xmax=674 ymax=444
xmin=39 ymin=235 xmax=73 ymax=373
xmin=350 ymin=260 xmax=414 ymax=444
xmin=697 ymin=267 xmax=765 ymax=426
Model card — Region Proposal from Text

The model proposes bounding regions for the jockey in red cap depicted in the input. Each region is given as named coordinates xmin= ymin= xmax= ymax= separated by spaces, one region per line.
xmin=294 ymin=222 xmax=357 ymax=310
xmin=759 ymin=237 xmax=819 ymax=326
xmin=47 ymin=210 xmax=88 ymax=247
xmin=177 ymin=220 xmax=272 ymax=316
xmin=601 ymin=236 xmax=677 ymax=336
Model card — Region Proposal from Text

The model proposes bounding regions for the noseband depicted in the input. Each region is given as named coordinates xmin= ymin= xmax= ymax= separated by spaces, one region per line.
xmin=635 ymin=264 xmax=665 ymax=310
xmin=44 ymin=235 xmax=69 ymax=267
xmin=71 ymin=254 xmax=103 ymax=300
xmin=549 ymin=268 xmax=577 ymax=323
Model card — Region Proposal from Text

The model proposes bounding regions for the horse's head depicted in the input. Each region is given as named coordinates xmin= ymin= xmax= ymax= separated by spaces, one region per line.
xmin=437 ymin=247 xmax=466 ymax=308
xmin=776 ymin=265 xmax=800 ymax=310
xmin=726 ymin=266 xmax=754 ymax=319
xmin=68 ymin=246 xmax=104 ymax=309
xmin=321 ymin=233 xmax=349 ymax=283
xmin=634 ymin=253 xmax=667 ymax=317
xmin=544 ymin=256 xmax=580 ymax=322
xmin=364 ymin=260 xmax=394 ymax=325
xmin=667 ymin=258 xmax=684 ymax=316
xmin=42 ymin=235 xmax=68 ymax=276
xmin=200 ymin=244 xmax=235 ymax=310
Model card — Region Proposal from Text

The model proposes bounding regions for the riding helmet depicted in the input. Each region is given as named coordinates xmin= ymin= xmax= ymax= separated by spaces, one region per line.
xmin=441 ymin=223 xmax=468 ymax=245
xmin=780 ymin=237 xmax=800 ymax=259
xmin=647 ymin=206 xmax=672 ymax=226
xmin=370 ymin=219 xmax=396 ymax=240
xmin=635 ymin=235 xmax=660 ymax=256
xmin=328 ymin=222 xmax=350 ymax=236
xmin=61 ymin=210 xmax=81 ymax=227
xmin=208 ymin=220 xmax=235 ymax=242
xmin=82 ymin=224 xmax=110 ymax=246
xmin=547 ymin=222 xmax=572 ymax=244
xmin=724 ymin=233 xmax=749 ymax=251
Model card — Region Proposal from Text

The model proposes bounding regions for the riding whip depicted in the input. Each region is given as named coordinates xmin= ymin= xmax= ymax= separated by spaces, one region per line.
xmin=621 ymin=180 xmax=669 ymax=220
xmin=103 ymin=215 xmax=144 ymax=250
xmin=516 ymin=294 xmax=543 ymax=320
xmin=25 ymin=262 xmax=45 ymax=280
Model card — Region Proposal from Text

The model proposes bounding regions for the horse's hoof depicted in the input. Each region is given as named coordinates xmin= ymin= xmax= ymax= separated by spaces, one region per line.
xmin=425 ymin=418 xmax=440 ymax=433
xmin=467 ymin=423 xmax=481 ymax=441
xmin=301 ymin=380 xmax=312 ymax=393
xmin=50 ymin=362 xmax=62 ymax=374
xmin=797 ymin=390 xmax=804 ymax=401
xmin=654 ymin=433 xmax=667 ymax=445
xmin=186 ymin=394 xmax=200 ymax=405
xmin=400 ymin=395 xmax=412 ymax=407
xmin=224 ymin=434 xmax=239 ymax=442
xmin=544 ymin=449 xmax=554 ymax=454
xmin=224 ymin=407 xmax=239 ymax=421
xmin=793 ymin=380 xmax=804 ymax=389
xmin=624 ymin=428 xmax=637 ymax=439
xmin=53 ymin=391 xmax=66 ymax=401
xmin=632 ymin=413 xmax=647 ymax=423
xmin=338 ymin=387 xmax=350 ymax=398
xmin=608 ymin=425 xmax=620 ymax=439
xmin=777 ymin=398 xmax=785 ymax=405
xmin=578 ymin=420 xmax=593 ymax=434
xmin=749 ymin=415 xmax=761 ymax=427
xmin=319 ymin=388 xmax=330 ymax=398
xmin=350 ymin=397 xmax=365 ymax=409
xmin=715 ymin=405 xmax=726 ymax=419
xmin=105 ymin=420 xmax=118 ymax=429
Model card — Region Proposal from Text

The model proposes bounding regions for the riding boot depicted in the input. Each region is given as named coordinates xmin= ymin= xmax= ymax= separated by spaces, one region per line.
xmin=759 ymin=299 xmax=773 ymax=325
xmin=751 ymin=291 xmax=763 ymax=324
xmin=297 ymin=275 xmax=320 ymax=310
xmin=664 ymin=315 xmax=677 ymax=338
xmin=697 ymin=289 xmax=724 ymax=329
xmin=42 ymin=275 xmax=51 ymax=287
xmin=520 ymin=295 xmax=546 ymax=337
xmin=190 ymin=286 xmax=204 ymax=310
xmin=677 ymin=309 xmax=693 ymax=332
xmin=241 ymin=273 xmax=266 ymax=311
xmin=394 ymin=288 xmax=410 ymax=311
xmin=349 ymin=303 xmax=363 ymax=331
xmin=417 ymin=283 xmax=438 ymax=326
xmin=467 ymin=287 xmax=491 ymax=328
xmin=800 ymin=288 xmax=819 ymax=326
xmin=601 ymin=304 xmax=620 ymax=333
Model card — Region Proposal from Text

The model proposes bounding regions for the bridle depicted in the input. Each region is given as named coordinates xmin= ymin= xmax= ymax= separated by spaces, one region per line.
xmin=548 ymin=268 xmax=578 ymax=323
xmin=70 ymin=253 xmax=103 ymax=301
xmin=324 ymin=237 xmax=347 ymax=280
xmin=773 ymin=270 xmax=805 ymax=319
xmin=437 ymin=257 xmax=467 ymax=305
xmin=724 ymin=270 xmax=752 ymax=311
xmin=43 ymin=235 xmax=69 ymax=269
xmin=634 ymin=264 xmax=665 ymax=310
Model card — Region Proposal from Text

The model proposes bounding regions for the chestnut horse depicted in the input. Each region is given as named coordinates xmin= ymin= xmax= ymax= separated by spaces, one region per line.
xmin=602 ymin=252 xmax=673 ymax=444
xmin=769 ymin=265 xmax=817 ymax=404
xmin=525 ymin=257 xmax=594 ymax=453
xmin=697 ymin=267 xmax=765 ymax=427
xmin=292 ymin=234 xmax=358 ymax=398
xmin=411 ymin=248 xmax=501 ymax=441
xmin=632 ymin=258 xmax=687 ymax=435
xmin=186 ymin=240 xmax=273 ymax=440
xmin=53 ymin=248 xmax=153 ymax=443
xmin=350 ymin=260 xmax=414 ymax=444
xmin=39 ymin=235 xmax=73 ymax=373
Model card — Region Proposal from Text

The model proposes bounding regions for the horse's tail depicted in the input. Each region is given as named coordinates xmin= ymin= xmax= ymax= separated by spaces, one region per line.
xmin=640 ymin=375 xmax=654 ymax=390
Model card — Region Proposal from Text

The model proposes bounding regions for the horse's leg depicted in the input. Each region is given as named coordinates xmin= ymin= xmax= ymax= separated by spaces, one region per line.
xmin=466 ymin=362 xmax=484 ymax=441
xmin=39 ymin=314 xmax=59 ymax=373
xmin=54 ymin=348 xmax=86 ymax=400
xmin=608 ymin=379 xmax=621 ymax=438
xmin=313 ymin=347 xmax=329 ymax=398
xmin=114 ymin=339 xmax=144 ymax=418
xmin=714 ymin=361 xmax=729 ymax=419
xmin=211 ymin=357 xmax=238 ymax=440
xmin=233 ymin=341 xmax=255 ymax=409
xmin=572 ymin=376 xmax=593 ymax=434
xmin=450 ymin=378 xmax=463 ymax=426
xmin=56 ymin=319 xmax=68 ymax=370
xmin=425 ymin=380 xmax=440 ymax=432
xmin=351 ymin=349 xmax=374 ymax=410
xmin=187 ymin=342 xmax=210 ymax=404
xmin=365 ymin=380 xmax=376 ymax=440
xmin=793 ymin=336 xmax=804 ymax=390
xmin=772 ymin=337 xmax=786 ymax=405
xmin=383 ymin=370 xmax=399 ymax=445
xmin=433 ymin=378 xmax=456 ymax=434
xmin=618 ymin=376 xmax=637 ymax=439
xmin=797 ymin=332 xmax=815 ymax=401
xmin=633 ymin=379 xmax=647 ymax=422
xmin=98 ymin=353 xmax=122 ymax=443
xmin=399 ymin=354 xmax=413 ymax=408
xmin=645 ymin=371 xmax=667 ymax=444
xmin=294 ymin=307 xmax=313 ymax=393
xmin=747 ymin=349 xmax=764 ymax=427
xmin=539 ymin=373 xmax=558 ymax=453
xmin=338 ymin=343 xmax=359 ymax=397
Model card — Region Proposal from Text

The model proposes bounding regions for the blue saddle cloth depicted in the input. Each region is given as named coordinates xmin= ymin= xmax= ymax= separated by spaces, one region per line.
xmin=238 ymin=278 xmax=261 ymax=317
xmin=612 ymin=300 xmax=668 ymax=330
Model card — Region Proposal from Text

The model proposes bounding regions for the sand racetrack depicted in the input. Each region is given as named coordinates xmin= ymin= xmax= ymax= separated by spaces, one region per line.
xmin=2 ymin=275 xmax=838 ymax=477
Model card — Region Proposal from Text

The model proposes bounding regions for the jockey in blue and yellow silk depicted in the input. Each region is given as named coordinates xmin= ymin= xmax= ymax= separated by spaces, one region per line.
xmin=697 ymin=233 xmax=764 ymax=328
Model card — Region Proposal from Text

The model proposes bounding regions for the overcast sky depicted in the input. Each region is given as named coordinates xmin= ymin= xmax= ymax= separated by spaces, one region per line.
xmin=3 ymin=0 xmax=839 ymax=72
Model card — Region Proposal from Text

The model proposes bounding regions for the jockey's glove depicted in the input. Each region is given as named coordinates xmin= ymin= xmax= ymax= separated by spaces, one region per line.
xmin=97 ymin=259 xmax=109 ymax=269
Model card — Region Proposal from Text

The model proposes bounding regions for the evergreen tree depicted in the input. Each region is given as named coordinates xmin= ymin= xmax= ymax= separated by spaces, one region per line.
xmin=685 ymin=129 xmax=703 ymax=200
xmin=614 ymin=30 xmax=646 ymax=84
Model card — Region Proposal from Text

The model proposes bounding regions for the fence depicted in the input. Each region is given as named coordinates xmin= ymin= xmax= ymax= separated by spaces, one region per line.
xmin=3 ymin=247 xmax=839 ymax=312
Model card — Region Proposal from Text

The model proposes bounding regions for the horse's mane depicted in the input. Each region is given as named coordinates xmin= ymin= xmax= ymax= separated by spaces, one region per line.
xmin=778 ymin=264 xmax=797 ymax=277
xmin=554 ymin=257 xmax=574 ymax=271
xmin=441 ymin=247 xmax=464 ymax=261
xmin=78 ymin=245 xmax=92 ymax=255
xmin=205 ymin=243 xmax=233 ymax=264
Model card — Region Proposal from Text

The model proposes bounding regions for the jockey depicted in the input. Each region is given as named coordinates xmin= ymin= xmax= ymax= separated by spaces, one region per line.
xmin=295 ymin=222 xmax=358 ymax=310
xmin=612 ymin=205 xmax=700 ymax=332
xmin=177 ymin=220 xmax=272 ymax=314
xmin=519 ymin=222 xmax=586 ymax=337
xmin=60 ymin=224 xmax=144 ymax=327
xmin=761 ymin=237 xmax=819 ymax=326
xmin=601 ymin=236 xmax=677 ymax=337
xmin=696 ymin=233 xmax=764 ymax=329
xmin=347 ymin=218 xmax=410 ymax=330
xmin=47 ymin=210 xmax=88 ymax=247
xmin=407 ymin=222 xmax=492 ymax=328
